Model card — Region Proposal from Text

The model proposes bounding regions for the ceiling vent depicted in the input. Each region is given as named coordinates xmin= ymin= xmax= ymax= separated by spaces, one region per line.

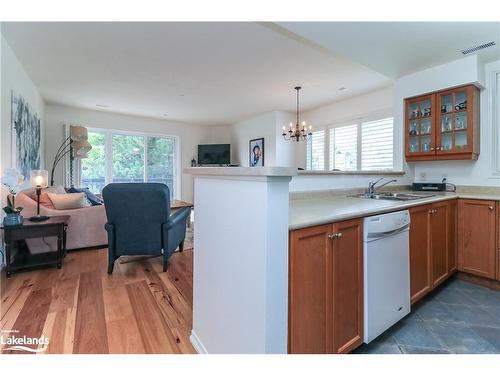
xmin=460 ymin=41 xmax=496 ymax=55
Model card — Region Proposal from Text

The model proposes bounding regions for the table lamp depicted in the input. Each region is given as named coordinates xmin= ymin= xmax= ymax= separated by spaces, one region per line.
xmin=29 ymin=170 xmax=49 ymax=222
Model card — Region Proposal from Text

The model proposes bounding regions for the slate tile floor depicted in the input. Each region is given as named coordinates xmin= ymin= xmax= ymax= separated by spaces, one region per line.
xmin=354 ymin=277 xmax=500 ymax=354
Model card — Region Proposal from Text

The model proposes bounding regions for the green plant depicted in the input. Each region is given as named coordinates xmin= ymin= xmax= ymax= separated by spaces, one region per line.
xmin=3 ymin=195 xmax=23 ymax=215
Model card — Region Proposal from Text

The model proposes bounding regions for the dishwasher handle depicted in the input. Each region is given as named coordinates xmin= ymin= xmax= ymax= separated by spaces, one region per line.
xmin=366 ymin=223 xmax=410 ymax=241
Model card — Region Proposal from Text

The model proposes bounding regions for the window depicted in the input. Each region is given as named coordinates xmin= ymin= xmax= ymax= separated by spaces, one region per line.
xmin=329 ymin=124 xmax=358 ymax=171
xmin=306 ymin=130 xmax=325 ymax=170
xmin=80 ymin=130 xmax=178 ymax=198
xmin=361 ymin=117 xmax=394 ymax=171
xmin=306 ymin=117 xmax=394 ymax=172
xmin=80 ymin=132 xmax=105 ymax=193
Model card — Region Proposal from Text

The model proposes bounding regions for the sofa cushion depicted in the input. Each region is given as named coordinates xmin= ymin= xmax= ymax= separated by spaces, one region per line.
xmin=28 ymin=185 xmax=67 ymax=209
xmin=66 ymin=187 xmax=103 ymax=206
xmin=47 ymin=192 xmax=90 ymax=210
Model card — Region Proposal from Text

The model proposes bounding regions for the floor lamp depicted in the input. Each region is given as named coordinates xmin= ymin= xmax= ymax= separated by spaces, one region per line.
xmin=50 ymin=125 xmax=92 ymax=187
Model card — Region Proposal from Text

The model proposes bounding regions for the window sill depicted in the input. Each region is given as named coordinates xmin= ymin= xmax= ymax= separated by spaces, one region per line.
xmin=297 ymin=170 xmax=406 ymax=176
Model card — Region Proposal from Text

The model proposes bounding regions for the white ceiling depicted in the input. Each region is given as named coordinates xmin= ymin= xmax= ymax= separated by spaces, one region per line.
xmin=1 ymin=22 xmax=391 ymax=126
xmin=277 ymin=22 xmax=500 ymax=78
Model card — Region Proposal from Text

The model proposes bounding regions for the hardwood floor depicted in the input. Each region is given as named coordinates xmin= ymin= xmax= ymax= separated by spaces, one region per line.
xmin=0 ymin=248 xmax=195 ymax=354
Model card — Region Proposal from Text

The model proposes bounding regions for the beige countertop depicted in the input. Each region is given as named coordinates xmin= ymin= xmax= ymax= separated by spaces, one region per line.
xmin=289 ymin=190 xmax=500 ymax=230
xmin=184 ymin=166 xmax=297 ymax=177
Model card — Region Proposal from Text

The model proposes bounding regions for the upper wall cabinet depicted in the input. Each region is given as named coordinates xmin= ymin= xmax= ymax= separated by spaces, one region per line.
xmin=405 ymin=84 xmax=480 ymax=162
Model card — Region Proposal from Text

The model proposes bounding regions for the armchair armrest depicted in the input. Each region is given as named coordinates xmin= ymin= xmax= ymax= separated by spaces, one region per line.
xmin=162 ymin=207 xmax=190 ymax=255
xmin=164 ymin=207 xmax=190 ymax=230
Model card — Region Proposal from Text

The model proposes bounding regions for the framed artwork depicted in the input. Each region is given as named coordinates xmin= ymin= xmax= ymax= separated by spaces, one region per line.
xmin=249 ymin=138 xmax=264 ymax=167
xmin=11 ymin=92 xmax=41 ymax=180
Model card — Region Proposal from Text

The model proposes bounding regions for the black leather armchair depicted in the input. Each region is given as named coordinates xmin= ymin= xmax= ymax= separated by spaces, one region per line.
xmin=102 ymin=183 xmax=190 ymax=274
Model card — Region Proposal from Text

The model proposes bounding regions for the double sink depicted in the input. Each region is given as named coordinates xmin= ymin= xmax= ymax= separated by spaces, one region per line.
xmin=352 ymin=192 xmax=436 ymax=201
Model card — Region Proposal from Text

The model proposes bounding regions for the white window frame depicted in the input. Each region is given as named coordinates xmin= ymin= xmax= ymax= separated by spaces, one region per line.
xmin=328 ymin=120 xmax=361 ymax=171
xmin=76 ymin=127 xmax=181 ymax=199
xmin=307 ymin=110 xmax=394 ymax=172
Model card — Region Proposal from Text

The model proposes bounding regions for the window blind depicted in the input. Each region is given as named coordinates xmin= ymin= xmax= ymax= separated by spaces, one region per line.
xmin=306 ymin=130 xmax=325 ymax=171
xmin=329 ymin=124 xmax=358 ymax=171
xmin=361 ymin=117 xmax=394 ymax=171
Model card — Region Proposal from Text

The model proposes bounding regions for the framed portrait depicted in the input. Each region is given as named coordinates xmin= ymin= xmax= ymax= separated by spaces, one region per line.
xmin=249 ymin=138 xmax=264 ymax=167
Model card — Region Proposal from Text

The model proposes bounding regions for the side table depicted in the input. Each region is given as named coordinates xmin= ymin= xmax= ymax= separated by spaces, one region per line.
xmin=2 ymin=215 xmax=69 ymax=277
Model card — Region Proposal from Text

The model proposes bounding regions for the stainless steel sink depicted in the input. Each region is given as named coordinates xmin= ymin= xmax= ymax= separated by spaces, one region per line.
xmin=351 ymin=192 xmax=436 ymax=201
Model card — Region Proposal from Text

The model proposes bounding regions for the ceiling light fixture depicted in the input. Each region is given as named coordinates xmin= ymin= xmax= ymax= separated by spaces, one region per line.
xmin=282 ymin=86 xmax=312 ymax=142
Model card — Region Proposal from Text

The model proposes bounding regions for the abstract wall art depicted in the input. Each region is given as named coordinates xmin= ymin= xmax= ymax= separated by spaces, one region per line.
xmin=11 ymin=92 xmax=41 ymax=180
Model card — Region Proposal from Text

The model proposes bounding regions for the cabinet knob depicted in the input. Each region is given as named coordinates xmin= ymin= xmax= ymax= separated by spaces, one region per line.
xmin=328 ymin=233 xmax=342 ymax=240
xmin=489 ymin=206 xmax=494 ymax=211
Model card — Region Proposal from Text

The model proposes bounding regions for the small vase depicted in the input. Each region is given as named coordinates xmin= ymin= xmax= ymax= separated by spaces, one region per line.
xmin=3 ymin=213 xmax=23 ymax=227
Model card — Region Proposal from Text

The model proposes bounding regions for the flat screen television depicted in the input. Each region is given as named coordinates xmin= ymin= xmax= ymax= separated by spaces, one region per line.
xmin=198 ymin=144 xmax=231 ymax=165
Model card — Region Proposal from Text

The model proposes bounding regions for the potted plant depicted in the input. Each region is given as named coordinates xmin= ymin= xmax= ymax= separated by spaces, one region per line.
xmin=1 ymin=169 xmax=26 ymax=226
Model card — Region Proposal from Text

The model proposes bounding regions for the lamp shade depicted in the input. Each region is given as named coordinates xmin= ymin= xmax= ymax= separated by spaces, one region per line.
xmin=30 ymin=170 xmax=48 ymax=188
xmin=72 ymin=140 xmax=92 ymax=157
xmin=70 ymin=125 xmax=88 ymax=141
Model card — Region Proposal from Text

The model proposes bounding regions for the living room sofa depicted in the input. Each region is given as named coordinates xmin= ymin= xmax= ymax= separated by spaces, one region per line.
xmin=15 ymin=191 xmax=108 ymax=251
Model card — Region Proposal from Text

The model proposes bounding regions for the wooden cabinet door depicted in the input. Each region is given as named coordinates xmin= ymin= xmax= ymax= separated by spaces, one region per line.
xmin=431 ymin=202 xmax=449 ymax=287
xmin=497 ymin=202 xmax=500 ymax=281
xmin=405 ymin=94 xmax=436 ymax=160
xmin=458 ymin=199 xmax=497 ymax=279
xmin=409 ymin=205 xmax=432 ymax=303
xmin=289 ymin=224 xmax=333 ymax=353
xmin=448 ymin=200 xmax=458 ymax=274
xmin=331 ymin=219 xmax=363 ymax=354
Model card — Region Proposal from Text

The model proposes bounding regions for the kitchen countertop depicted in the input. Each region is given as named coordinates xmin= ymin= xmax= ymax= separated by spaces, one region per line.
xmin=184 ymin=166 xmax=297 ymax=177
xmin=289 ymin=190 xmax=500 ymax=230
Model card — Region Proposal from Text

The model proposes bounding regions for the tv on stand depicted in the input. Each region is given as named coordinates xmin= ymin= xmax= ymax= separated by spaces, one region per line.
xmin=198 ymin=144 xmax=231 ymax=166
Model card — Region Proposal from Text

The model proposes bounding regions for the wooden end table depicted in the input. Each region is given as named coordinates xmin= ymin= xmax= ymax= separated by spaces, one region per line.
xmin=171 ymin=200 xmax=193 ymax=227
xmin=2 ymin=215 xmax=69 ymax=277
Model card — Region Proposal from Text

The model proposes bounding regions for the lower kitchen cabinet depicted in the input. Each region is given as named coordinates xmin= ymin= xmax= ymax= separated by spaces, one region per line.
xmin=458 ymin=199 xmax=497 ymax=280
xmin=409 ymin=200 xmax=455 ymax=304
xmin=448 ymin=199 xmax=458 ymax=274
xmin=289 ymin=218 xmax=363 ymax=354
xmin=409 ymin=204 xmax=432 ymax=303
xmin=431 ymin=201 xmax=449 ymax=287
xmin=498 ymin=202 xmax=500 ymax=281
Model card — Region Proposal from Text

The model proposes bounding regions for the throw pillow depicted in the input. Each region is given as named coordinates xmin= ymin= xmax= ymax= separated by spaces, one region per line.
xmin=29 ymin=185 xmax=67 ymax=209
xmin=65 ymin=187 xmax=103 ymax=206
xmin=47 ymin=192 xmax=91 ymax=210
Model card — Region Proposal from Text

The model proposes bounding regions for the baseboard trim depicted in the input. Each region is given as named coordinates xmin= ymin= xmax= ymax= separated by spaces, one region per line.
xmin=190 ymin=330 xmax=208 ymax=354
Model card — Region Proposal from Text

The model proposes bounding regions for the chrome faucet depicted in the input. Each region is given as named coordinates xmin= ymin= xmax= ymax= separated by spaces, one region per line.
xmin=367 ymin=178 xmax=397 ymax=196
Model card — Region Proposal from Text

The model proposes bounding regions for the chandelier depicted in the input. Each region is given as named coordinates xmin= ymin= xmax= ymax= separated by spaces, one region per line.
xmin=282 ymin=86 xmax=312 ymax=142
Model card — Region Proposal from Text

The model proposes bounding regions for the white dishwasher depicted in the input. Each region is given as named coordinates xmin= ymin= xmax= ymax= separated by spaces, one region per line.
xmin=363 ymin=210 xmax=411 ymax=343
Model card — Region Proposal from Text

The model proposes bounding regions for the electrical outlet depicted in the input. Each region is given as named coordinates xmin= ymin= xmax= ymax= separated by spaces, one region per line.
xmin=419 ymin=172 xmax=427 ymax=181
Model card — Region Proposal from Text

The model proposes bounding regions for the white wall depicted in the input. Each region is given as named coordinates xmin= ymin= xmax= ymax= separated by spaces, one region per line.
xmin=44 ymin=104 xmax=210 ymax=201
xmin=231 ymin=111 xmax=278 ymax=166
xmin=1 ymin=34 xmax=45 ymax=204
xmin=396 ymin=55 xmax=500 ymax=187
xmin=230 ymin=110 xmax=307 ymax=168
xmin=288 ymin=86 xmax=416 ymax=191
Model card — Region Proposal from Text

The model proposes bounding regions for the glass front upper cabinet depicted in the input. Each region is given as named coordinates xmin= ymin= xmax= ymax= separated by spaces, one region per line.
xmin=406 ymin=95 xmax=434 ymax=156
xmin=437 ymin=87 xmax=473 ymax=155
xmin=405 ymin=84 xmax=479 ymax=161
